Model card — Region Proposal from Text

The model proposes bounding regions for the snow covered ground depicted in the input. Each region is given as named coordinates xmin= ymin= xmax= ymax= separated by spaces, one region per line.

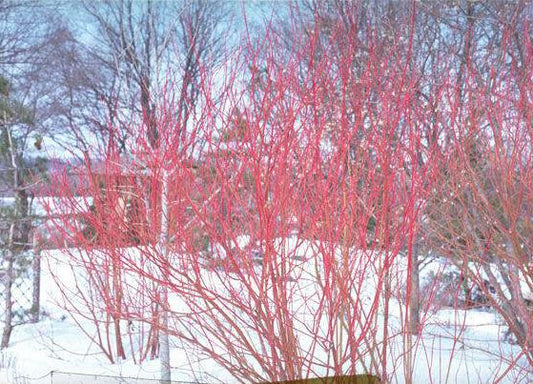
xmin=0 ymin=196 xmax=92 ymax=218
xmin=1 ymin=243 xmax=532 ymax=384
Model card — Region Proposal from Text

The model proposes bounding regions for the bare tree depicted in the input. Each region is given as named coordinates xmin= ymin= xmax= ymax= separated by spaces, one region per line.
xmin=48 ymin=0 xmax=229 ymax=155
xmin=0 ymin=0 xmax=65 ymax=348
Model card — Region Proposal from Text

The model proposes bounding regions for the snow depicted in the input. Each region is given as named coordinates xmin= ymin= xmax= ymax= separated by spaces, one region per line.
xmin=0 ymin=196 xmax=92 ymax=218
xmin=1 ymin=241 xmax=532 ymax=384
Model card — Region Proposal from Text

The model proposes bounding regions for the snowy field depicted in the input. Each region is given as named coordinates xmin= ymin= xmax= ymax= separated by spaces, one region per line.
xmin=1 ymin=242 xmax=532 ymax=384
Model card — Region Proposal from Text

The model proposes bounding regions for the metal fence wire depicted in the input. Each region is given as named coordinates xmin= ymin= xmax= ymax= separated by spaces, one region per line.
xmin=8 ymin=370 xmax=211 ymax=384
xmin=48 ymin=371 xmax=206 ymax=384
xmin=0 ymin=250 xmax=35 ymax=325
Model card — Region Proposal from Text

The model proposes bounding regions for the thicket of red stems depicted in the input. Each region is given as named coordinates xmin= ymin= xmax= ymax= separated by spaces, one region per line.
xmin=43 ymin=76 xmax=210 ymax=363
xmin=45 ymin=5 xmax=533 ymax=384
xmin=425 ymin=28 xmax=533 ymax=366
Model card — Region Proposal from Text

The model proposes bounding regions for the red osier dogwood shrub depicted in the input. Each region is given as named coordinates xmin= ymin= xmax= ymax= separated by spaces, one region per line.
xmin=45 ymin=3 xmax=533 ymax=383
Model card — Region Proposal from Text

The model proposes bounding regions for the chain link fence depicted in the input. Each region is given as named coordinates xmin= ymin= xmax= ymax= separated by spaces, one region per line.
xmin=0 ymin=194 xmax=43 ymax=341
xmin=0 ymin=249 xmax=37 ymax=326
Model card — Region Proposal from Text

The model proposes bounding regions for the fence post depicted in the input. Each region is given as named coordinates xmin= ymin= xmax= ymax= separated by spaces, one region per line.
xmin=31 ymin=229 xmax=41 ymax=323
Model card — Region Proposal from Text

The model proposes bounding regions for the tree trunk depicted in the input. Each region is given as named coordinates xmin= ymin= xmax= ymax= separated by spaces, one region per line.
xmin=15 ymin=188 xmax=29 ymax=247
xmin=1 ymin=124 xmax=30 ymax=347
xmin=409 ymin=240 xmax=420 ymax=335
xmin=159 ymin=169 xmax=171 ymax=384
xmin=1 ymin=223 xmax=15 ymax=349
xmin=30 ymin=230 xmax=41 ymax=323
xmin=113 ymin=257 xmax=126 ymax=360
